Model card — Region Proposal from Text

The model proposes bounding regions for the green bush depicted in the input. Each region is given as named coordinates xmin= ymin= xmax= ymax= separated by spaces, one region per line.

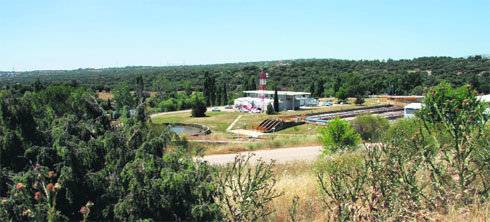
xmin=317 ymin=152 xmax=366 ymax=220
xmin=191 ymin=95 xmax=207 ymax=117
xmin=266 ymin=103 xmax=275 ymax=115
xmin=352 ymin=114 xmax=389 ymax=142
xmin=215 ymin=154 xmax=282 ymax=221
xmin=354 ymin=95 xmax=365 ymax=105
xmin=318 ymin=117 xmax=361 ymax=154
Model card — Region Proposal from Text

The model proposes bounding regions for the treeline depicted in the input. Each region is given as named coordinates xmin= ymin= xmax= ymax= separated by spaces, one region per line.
xmin=1 ymin=56 xmax=489 ymax=96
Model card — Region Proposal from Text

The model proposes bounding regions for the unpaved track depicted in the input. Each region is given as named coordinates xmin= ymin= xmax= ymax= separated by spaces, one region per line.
xmin=150 ymin=106 xmax=235 ymax=119
xmin=195 ymin=146 xmax=322 ymax=165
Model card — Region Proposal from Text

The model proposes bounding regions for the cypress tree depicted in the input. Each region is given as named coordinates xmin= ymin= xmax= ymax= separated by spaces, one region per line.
xmin=249 ymin=76 xmax=256 ymax=90
xmin=209 ymin=77 xmax=216 ymax=106
xmin=222 ymin=83 xmax=228 ymax=105
xmin=315 ymin=79 xmax=325 ymax=98
xmin=215 ymin=84 xmax=221 ymax=106
xmin=309 ymin=82 xmax=316 ymax=97
xmin=273 ymin=85 xmax=279 ymax=112
xmin=203 ymin=72 xmax=211 ymax=106
xmin=243 ymin=78 xmax=249 ymax=91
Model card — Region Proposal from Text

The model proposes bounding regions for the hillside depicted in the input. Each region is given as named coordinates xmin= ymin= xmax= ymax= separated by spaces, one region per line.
xmin=1 ymin=56 xmax=489 ymax=95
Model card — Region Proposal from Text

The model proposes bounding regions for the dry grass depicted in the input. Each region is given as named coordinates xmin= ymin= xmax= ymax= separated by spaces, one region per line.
xmin=96 ymin=91 xmax=114 ymax=100
xmin=268 ymin=160 xmax=327 ymax=221
xmin=195 ymin=135 xmax=321 ymax=155
xmin=263 ymin=158 xmax=490 ymax=221
xmin=96 ymin=91 xmax=158 ymax=100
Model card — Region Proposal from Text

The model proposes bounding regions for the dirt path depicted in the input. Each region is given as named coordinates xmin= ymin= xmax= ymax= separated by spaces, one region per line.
xmin=226 ymin=115 xmax=242 ymax=132
xmin=195 ymin=146 xmax=322 ymax=165
xmin=150 ymin=106 xmax=236 ymax=119
xmin=150 ymin=109 xmax=191 ymax=118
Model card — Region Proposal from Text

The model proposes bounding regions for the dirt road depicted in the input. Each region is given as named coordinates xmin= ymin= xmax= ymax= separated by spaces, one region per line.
xmin=150 ymin=106 xmax=235 ymax=119
xmin=195 ymin=146 xmax=322 ymax=165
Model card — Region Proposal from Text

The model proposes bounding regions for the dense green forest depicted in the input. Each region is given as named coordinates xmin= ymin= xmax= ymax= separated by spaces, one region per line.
xmin=0 ymin=84 xmax=223 ymax=221
xmin=1 ymin=56 xmax=489 ymax=96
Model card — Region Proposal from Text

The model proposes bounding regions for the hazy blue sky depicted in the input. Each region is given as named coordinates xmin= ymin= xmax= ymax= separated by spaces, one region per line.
xmin=1 ymin=0 xmax=489 ymax=71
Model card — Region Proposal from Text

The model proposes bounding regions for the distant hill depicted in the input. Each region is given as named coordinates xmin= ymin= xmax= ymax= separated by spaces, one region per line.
xmin=1 ymin=56 xmax=489 ymax=95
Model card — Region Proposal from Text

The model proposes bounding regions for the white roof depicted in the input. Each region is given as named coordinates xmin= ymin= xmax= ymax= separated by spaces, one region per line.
xmin=404 ymin=103 xmax=422 ymax=109
xmin=243 ymin=90 xmax=310 ymax=96
xmin=477 ymin=94 xmax=490 ymax=103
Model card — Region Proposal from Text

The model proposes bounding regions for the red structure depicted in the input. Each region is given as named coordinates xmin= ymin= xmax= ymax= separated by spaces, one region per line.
xmin=259 ymin=69 xmax=267 ymax=110
xmin=259 ymin=69 xmax=266 ymax=91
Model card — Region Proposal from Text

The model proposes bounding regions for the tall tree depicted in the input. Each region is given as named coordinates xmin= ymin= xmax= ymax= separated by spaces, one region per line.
xmin=153 ymin=75 xmax=168 ymax=99
xmin=309 ymin=82 xmax=316 ymax=97
xmin=135 ymin=74 xmax=144 ymax=103
xmin=113 ymin=82 xmax=136 ymax=110
xmin=222 ymin=83 xmax=228 ymax=105
xmin=315 ymin=79 xmax=325 ymax=98
xmin=183 ymin=80 xmax=192 ymax=96
xmin=242 ymin=78 xmax=249 ymax=91
xmin=273 ymin=85 xmax=279 ymax=112
xmin=248 ymin=76 xmax=256 ymax=90
xmin=209 ymin=77 xmax=216 ymax=106
xmin=203 ymin=71 xmax=215 ymax=106
xmin=215 ymin=84 xmax=222 ymax=106
xmin=32 ymin=77 xmax=44 ymax=92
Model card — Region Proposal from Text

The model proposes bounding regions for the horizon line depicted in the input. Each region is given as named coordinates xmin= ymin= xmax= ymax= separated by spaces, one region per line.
xmin=2 ymin=54 xmax=488 ymax=73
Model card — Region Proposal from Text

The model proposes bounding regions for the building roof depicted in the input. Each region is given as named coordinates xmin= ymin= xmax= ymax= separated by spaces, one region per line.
xmin=477 ymin=94 xmax=490 ymax=103
xmin=404 ymin=103 xmax=422 ymax=109
xmin=243 ymin=90 xmax=310 ymax=96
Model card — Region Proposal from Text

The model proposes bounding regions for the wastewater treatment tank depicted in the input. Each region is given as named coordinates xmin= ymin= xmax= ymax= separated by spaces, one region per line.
xmin=164 ymin=123 xmax=211 ymax=136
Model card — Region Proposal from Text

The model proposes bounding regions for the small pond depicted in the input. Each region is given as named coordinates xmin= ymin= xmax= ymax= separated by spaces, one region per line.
xmin=164 ymin=123 xmax=210 ymax=136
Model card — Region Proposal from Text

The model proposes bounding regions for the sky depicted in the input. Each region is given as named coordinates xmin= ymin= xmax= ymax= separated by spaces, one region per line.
xmin=0 ymin=0 xmax=489 ymax=71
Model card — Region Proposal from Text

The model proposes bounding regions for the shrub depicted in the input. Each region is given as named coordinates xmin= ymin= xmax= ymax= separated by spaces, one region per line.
xmin=354 ymin=95 xmax=365 ymax=105
xmin=352 ymin=114 xmax=389 ymax=142
xmin=216 ymin=154 xmax=282 ymax=221
xmin=317 ymin=117 xmax=361 ymax=154
xmin=191 ymin=95 xmax=207 ymax=117
xmin=162 ymin=98 xmax=177 ymax=112
xmin=266 ymin=103 xmax=275 ymax=115
xmin=317 ymin=152 xmax=367 ymax=220
xmin=418 ymin=82 xmax=489 ymax=203
xmin=335 ymin=87 xmax=348 ymax=101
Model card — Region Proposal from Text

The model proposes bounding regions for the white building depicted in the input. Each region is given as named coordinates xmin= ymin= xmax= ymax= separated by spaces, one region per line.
xmin=404 ymin=103 xmax=422 ymax=118
xmin=234 ymin=90 xmax=311 ymax=111
xmin=477 ymin=94 xmax=490 ymax=115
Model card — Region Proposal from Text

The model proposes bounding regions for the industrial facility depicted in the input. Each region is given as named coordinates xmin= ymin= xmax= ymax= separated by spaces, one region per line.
xmin=234 ymin=90 xmax=312 ymax=112
xmin=233 ymin=69 xmax=313 ymax=112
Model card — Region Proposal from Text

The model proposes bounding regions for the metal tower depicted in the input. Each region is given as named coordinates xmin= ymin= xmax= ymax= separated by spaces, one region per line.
xmin=259 ymin=69 xmax=267 ymax=110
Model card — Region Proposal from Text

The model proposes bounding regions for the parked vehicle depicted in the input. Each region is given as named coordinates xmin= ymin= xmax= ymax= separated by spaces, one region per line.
xmin=212 ymin=107 xmax=221 ymax=112
xmin=322 ymin=101 xmax=333 ymax=106
xmin=224 ymin=105 xmax=233 ymax=109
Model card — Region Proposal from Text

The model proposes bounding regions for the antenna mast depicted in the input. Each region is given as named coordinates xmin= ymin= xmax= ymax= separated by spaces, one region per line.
xmin=259 ymin=69 xmax=267 ymax=111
